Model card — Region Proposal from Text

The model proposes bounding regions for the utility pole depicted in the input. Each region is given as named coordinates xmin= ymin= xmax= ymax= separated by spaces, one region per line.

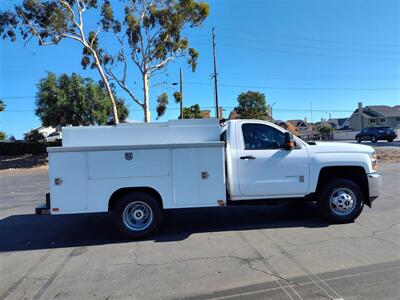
xmin=310 ymin=101 xmax=313 ymax=123
xmin=180 ymin=67 xmax=183 ymax=119
xmin=212 ymin=27 xmax=219 ymax=119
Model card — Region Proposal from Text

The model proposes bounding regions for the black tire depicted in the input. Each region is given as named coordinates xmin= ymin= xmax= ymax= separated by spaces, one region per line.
xmin=316 ymin=178 xmax=364 ymax=224
xmin=113 ymin=191 xmax=163 ymax=239
xmin=387 ymin=138 xmax=393 ymax=142
xmin=371 ymin=135 xmax=377 ymax=143
xmin=356 ymin=137 xmax=361 ymax=143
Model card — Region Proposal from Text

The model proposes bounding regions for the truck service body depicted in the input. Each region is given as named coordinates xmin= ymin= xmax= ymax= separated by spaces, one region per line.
xmin=37 ymin=118 xmax=382 ymax=238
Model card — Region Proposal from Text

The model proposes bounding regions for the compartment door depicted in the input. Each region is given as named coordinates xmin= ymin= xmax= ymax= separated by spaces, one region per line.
xmin=198 ymin=147 xmax=226 ymax=205
xmin=172 ymin=148 xmax=199 ymax=207
xmin=49 ymin=152 xmax=87 ymax=213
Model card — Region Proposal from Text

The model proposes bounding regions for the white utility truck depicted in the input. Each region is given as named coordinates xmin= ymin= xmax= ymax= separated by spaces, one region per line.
xmin=36 ymin=119 xmax=382 ymax=238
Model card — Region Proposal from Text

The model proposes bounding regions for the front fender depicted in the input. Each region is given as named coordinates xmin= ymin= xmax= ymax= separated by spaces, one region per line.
xmin=308 ymin=152 xmax=372 ymax=193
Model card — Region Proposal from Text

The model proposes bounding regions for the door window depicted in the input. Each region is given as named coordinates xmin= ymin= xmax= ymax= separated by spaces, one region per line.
xmin=242 ymin=123 xmax=286 ymax=150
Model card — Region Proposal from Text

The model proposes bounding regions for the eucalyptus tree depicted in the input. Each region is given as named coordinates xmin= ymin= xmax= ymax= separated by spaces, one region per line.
xmin=0 ymin=0 xmax=120 ymax=123
xmin=95 ymin=0 xmax=209 ymax=122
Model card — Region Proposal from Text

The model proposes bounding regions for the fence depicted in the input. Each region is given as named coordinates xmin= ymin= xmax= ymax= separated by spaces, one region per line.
xmin=332 ymin=130 xmax=360 ymax=140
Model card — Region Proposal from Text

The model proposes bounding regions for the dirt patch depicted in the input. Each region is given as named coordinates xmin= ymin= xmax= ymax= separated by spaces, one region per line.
xmin=376 ymin=148 xmax=400 ymax=163
xmin=0 ymin=154 xmax=48 ymax=170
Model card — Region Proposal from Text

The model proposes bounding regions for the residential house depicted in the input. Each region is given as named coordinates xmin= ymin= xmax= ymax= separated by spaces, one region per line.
xmin=201 ymin=107 xmax=223 ymax=119
xmin=348 ymin=104 xmax=400 ymax=131
xmin=200 ymin=109 xmax=211 ymax=118
xmin=326 ymin=118 xmax=349 ymax=130
xmin=276 ymin=119 xmax=319 ymax=141
xmin=287 ymin=119 xmax=310 ymax=132
xmin=25 ymin=126 xmax=61 ymax=142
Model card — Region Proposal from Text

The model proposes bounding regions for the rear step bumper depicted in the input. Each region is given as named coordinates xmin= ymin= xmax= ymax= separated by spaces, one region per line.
xmin=35 ymin=193 xmax=51 ymax=215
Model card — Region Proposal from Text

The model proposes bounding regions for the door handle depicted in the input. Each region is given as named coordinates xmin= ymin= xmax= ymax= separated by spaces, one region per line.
xmin=240 ymin=155 xmax=256 ymax=160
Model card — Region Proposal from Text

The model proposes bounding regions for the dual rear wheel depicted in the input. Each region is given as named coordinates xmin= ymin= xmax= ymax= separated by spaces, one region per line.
xmin=113 ymin=192 xmax=163 ymax=239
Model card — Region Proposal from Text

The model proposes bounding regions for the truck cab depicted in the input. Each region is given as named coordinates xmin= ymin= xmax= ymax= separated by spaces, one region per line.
xmin=223 ymin=119 xmax=381 ymax=222
xmin=223 ymin=120 xmax=311 ymax=200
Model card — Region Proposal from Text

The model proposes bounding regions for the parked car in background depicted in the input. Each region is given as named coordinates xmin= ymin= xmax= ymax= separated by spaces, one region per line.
xmin=356 ymin=127 xmax=397 ymax=143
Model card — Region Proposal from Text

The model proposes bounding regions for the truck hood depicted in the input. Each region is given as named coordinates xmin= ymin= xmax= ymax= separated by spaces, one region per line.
xmin=307 ymin=142 xmax=375 ymax=154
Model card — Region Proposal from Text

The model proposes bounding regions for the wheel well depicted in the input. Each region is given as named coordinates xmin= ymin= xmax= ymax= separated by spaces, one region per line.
xmin=108 ymin=187 xmax=163 ymax=211
xmin=316 ymin=166 xmax=370 ymax=207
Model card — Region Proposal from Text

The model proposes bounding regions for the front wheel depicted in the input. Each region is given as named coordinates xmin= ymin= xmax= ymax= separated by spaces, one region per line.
xmin=316 ymin=178 xmax=364 ymax=223
xmin=357 ymin=136 xmax=361 ymax=143
xmin=387 ymin=138 xmax=393 ymax=142
xmin=113 ymin=191 xmax=163 ymax=239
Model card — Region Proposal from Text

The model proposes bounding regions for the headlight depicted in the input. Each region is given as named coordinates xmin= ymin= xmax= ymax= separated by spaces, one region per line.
xmin=371 ymin=151 xmax=378 ymax=171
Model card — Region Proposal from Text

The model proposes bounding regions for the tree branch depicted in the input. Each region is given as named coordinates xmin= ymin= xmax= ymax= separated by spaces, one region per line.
xmin=18 ymin=12 xmax=55 ymax=46
xmin=151 ymin=56 xmax=175 ymax=71
xmin=58 ymin=0 xmax=80 ymax=28
xmin=90 ymin=26 xmax=100 ymax=48
xmin=105 ymin=67 xmax=144 ymax=108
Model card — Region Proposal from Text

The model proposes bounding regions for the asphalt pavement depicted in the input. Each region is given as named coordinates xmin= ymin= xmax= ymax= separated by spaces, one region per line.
xmin=0 ymin=163 xmax=399 ymax=300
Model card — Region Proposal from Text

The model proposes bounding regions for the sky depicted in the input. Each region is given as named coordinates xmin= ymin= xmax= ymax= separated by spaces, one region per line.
xmin=1 ymin=0 xmax=400 ymax=138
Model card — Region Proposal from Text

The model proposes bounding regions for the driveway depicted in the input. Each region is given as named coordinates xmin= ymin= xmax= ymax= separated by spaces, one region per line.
xmin=0 ymin=164 xmax=399 ymax=299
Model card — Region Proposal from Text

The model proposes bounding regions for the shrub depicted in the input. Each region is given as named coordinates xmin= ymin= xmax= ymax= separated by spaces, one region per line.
xmin=0 ymin=141 xmax=61 ymax=156
xmin=319 ymin=125 xmax=334 ymax=133
xmin=24 ymin=129 xmax=45 ymax=142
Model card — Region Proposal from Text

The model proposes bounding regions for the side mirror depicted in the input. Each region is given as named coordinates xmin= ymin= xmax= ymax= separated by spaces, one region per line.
xmin=283 ymin=132 xmax=295 ymax=150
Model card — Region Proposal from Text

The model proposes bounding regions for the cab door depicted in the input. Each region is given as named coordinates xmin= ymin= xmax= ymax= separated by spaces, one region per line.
xmin=236 ymin=123 xmax=310 ymax=197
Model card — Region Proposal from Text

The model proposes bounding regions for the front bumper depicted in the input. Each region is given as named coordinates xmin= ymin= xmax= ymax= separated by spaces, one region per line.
xmin=367 ymin=172 xmax=382 ymax=200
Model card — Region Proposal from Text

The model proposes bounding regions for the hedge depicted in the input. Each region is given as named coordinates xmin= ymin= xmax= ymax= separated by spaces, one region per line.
xmin=0 ymin=141 xmax=61 ymax=156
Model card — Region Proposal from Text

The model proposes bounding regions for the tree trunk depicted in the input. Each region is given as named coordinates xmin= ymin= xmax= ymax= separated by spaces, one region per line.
xmin=143 ymin=73 xmax=151 ymax=122
xmin=92 ymin=50 xmax=119 ymax=125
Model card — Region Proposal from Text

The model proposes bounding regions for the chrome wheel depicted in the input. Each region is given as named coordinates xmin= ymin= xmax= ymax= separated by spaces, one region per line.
xmin=329 ymin=188 xmax=356 ymax=216
xmin=123 ymin=201 xmax=153 ymax=231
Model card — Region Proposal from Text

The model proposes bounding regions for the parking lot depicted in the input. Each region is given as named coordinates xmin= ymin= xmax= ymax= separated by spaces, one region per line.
xmin=0 ymin=163 xmax=399 ymax=300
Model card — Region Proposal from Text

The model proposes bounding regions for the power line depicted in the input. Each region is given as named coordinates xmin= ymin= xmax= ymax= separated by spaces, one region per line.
xmin=2 ymin=80 xmax=400 ymax=102
xmin=218 ymin=43 xmax=400 ymax=61
xmin=217 ymin=26 xmax=400 ymax=48
xmin=184 ymin=81 xmax=400 ymax=91
xmin=219 ymin=34 xmax=400 ymax=55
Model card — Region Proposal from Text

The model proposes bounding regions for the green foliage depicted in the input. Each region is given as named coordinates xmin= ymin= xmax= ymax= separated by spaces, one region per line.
xmin=0 ymin=141 xmax=61 ymax=156
xmin=0 ymin=0 xmax=98 ymax=45
xmin=173 ymin=91 xmax=182 ymax=103
xmin=24 ymin=129 xmax=45 ymax=142
xmin=319 ymin=125 xmax=334 ymax=133
xmin=0 ymin=99 xmax=5 ymax=112
xmin=234 ymin=91 xmax=271 ymax=120
xmin=35 ymin=72 xmax=128 ymax=127
xmin=181 ymin=104 xmax=203 ymax=119
xmin=156 ymin=93 xmax=169 ymax=119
